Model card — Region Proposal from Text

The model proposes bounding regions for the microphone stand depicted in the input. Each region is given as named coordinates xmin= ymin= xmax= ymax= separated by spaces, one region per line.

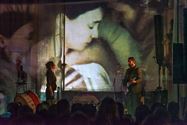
xmin=58 ymin=4 xmax=66 ymax=100
xmin=157 ymin=64 xmax=162 ymax=91
xmin=156 ymin=64 xmax=162 ymax=103
xmin=153 ymin=56 xmax=163 ymax=103
xmin=62 ymin=4 xmax=66 ymax=92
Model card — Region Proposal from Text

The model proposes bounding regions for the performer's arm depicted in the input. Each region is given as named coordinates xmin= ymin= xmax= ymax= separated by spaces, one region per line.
xmin=135 ymin=68 xmax=142 ymax=84
xmin=125 ymin=68 xmax=142 ymax=85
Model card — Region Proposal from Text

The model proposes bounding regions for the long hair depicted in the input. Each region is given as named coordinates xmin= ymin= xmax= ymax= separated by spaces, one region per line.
xmin=45 ymin=61 xmax=55 ymax=70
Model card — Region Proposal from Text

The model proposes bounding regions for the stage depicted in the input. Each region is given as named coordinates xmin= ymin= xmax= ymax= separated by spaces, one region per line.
xmin=39 ymin=90 xmax=168 ymax=107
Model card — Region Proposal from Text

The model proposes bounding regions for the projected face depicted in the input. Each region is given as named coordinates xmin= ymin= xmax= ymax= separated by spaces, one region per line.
xmin=65 ymin=7 xmax=103 ymax=51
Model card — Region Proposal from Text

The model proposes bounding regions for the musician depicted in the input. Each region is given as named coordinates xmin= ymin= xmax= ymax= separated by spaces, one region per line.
xmin=45 ymin=61 xmax=57 ymax=104
xmin=123 ymin=57 xmax=144 ymax=115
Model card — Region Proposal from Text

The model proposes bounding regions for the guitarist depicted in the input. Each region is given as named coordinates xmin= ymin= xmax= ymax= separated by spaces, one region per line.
xmin=123 ymin=57 xmax=144 ymax=115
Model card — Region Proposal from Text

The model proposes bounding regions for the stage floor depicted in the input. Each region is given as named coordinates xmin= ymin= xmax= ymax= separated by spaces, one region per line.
xmin=39 ymin=90 xmax=168 ymax=106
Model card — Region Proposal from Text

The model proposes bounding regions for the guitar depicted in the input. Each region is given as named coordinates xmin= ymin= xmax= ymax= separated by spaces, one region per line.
xmin=124 ymin=77 xmax=142 ymax=95
xmin=124 ymin=77 xmax=135 ymax=95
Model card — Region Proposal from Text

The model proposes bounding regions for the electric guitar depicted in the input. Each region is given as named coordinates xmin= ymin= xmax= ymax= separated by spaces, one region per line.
xmin=124 ymin=77 xmax=142 ymax=95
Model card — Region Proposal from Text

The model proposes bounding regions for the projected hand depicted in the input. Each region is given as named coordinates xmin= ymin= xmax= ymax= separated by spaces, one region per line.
xmin=63 ymin=64 xmax=87 ymax=91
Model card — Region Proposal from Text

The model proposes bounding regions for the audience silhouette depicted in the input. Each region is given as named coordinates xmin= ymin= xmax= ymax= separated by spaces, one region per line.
xmin=0 ymin=97 xmax=187 ymax=125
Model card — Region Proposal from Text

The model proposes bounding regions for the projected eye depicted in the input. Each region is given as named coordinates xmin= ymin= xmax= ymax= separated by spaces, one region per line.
xmin=88 ymin=21 xmax=101 ymax=29
xmin=88 ymin=24 xmax=94 ymax=29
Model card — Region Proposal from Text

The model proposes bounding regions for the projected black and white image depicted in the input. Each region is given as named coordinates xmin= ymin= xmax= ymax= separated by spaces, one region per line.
xmin=0 ymin=1 xmax=173 ymax=101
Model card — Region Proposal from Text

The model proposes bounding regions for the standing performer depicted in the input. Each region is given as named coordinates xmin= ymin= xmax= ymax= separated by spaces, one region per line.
xmin=45 ymin=61 xmax=57 ymax=105
xmin=123 ymin=57 xmax=144 ymax=115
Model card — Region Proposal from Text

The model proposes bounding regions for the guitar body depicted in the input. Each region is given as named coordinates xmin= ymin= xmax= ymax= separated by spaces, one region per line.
xmin=128 ymin=83 xmax=142 ymax=94
xmin=123 ymin=67 xmax=143 ymax=95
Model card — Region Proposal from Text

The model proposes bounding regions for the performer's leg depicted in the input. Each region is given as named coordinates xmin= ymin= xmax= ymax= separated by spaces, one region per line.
xmin=126 ymin=93 xmax=133 ymax=116
xmin=46 ymin=87 xmax=55 ymax=105
xmin=126 ymin=93 xmax=140 ymax=117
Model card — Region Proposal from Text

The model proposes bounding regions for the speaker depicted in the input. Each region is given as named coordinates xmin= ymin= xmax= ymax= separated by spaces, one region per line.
xmin=154 ymin=15 xmax=164 ymax=65
xmin=183 ymin=8 xmax=187 ymax=83
xmin=144 ymin=90 xmax=168 ymax=107
xmin=173 ymin=43 xmax=185 ymax=83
